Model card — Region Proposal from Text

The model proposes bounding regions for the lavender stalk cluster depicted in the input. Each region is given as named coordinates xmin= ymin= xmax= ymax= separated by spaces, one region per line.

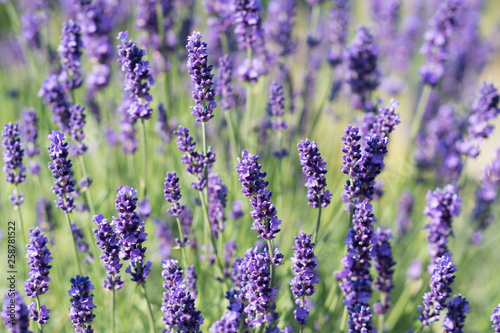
xmin=419 ymin=0 xmax=462 ymax=86
xmin=458 ymin=82 xmax=500 ymax=158
xmin=174 ymin=125 xmax=216 ymax=190
xmin=24 ymin=228 xmax=52 ymax=325
xmin=216 ymin=55 xmax=235 ymax=111
xmin=297 ymin=139 xmax=332 ymax=208
xmin=20 ymin=108 xmax=41 ymax=175
xmin=372 ymin=227 xmax=396 ymax=315
xmin=68 ymin=104 xmax=88 ymax=156
xmin=471 ymin=149 xmax=500 ymax=243
xmin=208 ymin=173 xmax=228 ymax=238
xmin=267 ymin=82 xmax=287 ymax=131
xmin=47 ymin=131 xmax=76 ymax=213
xmin=164 ymin=171 xmax=185 ymax=217
xmin=117 ymin=31 xmax=155 ymax=121
xmin=58 ymin=20 xmax=83 ymax=91
xmin=112 ymin=185 xmax=152 ymax=284
xmin=38 ymin=75 xmax=72 ymax=133
xmin=92 ymin=213 xmax=124 ymax=290
xmin=68 ymin=275 xmax=96 ymax=333
xmin=328 ymin=0 xmax=349 ymax=67
xmin=290 ymin=232 xmax=318 ymax=326
xmin=186 ymin=32 xmax=217 ymax=122
xmin=423 ymin=185 xmax=462 ymax=264
xmin=116 ymin=95 xmax=138 ymax=155
xmin=443 ymin=294 xmax=469 ymax=332
xmin=232 ymin=0 xmax=265 ymax=53
xmin=265 ymin=0 xmax=296 ymax=57
xmin=418 ymin=256 xmax=457 ymax=327
xmin=2 ymin=122 xmax=26 ymax=206
xmin=346 ymin=26 xmax=380 ymax=112
xmin=161 ymin=259 xmax=204 ymax=332
xmin=336 ymin=199 xmax=376 ymax=331
xmin=236 ymin=150 xmax=281 ymax=240
xmin=236 ymin=247 xmax=277 ymax=328
xmin=1 ymin=290 xmax=32 ymax=333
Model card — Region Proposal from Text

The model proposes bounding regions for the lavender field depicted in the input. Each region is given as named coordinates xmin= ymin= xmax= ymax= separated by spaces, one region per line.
xmin=1 ymin=0 xmax=500 ymax=332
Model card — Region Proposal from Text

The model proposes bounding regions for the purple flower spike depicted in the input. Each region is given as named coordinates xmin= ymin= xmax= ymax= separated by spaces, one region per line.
xmin=290 ymin=232 xmax=318 ymax=326
xmin=232 ymin=0 xmax=265 ymax=53
xmin=27 ymin=301 xmax=50 ymax=325
xmin=424 ymin=185 xmax=461 ymax=264
xmin=491 ymin=304 xmax=500 ymax=332
xmin=92 ymin=213 xmax=124 ymax=291
xmin=267 ymin=82 xmax=287 ymax=130
xmin=161 ymin=259 xmax=204 ymax=332
xmin=236 ymin=247 xmax=277 ymax=328
xmin=216 ymin=55 xmax=235 ymax=111
xmin=340 ymin=125 xmax=362 ymax=177
xmin=174 ymin=125 xmax=216 ymax=191
xmin=58 ymin=20 xmax=83 ymax=90
xmin=20 ymin=108 xmax=40 ymax=160
xmin=47 ymin=131 xmax=76 ymax=213
xmin=328 ymin=0 xmax=349 ymax=67
xmin=68 ymin=275 xmax=96 ymax=333
xmin=265 ymin=0 xmax=296 ymax=57
xmin=236 ymin=151 xmax=281 ymax=240
xmin=418 ymin=256 xmax=457 ymax=327
xmin=117 ymin=31 xmax=155 ymax=121
xmin=443 ymin=294 xmax=469 ymax=333
xmin=2 ymin=122 xmax=26 ymax=205
xmin=297 ymin=139 xmax=331 ymax=208
xmin=210 ymin=309 xmax=241 ymax=333
xmin=68 ymin=104 xmax=88 ymax=156
xmin=0 ymin=290 xmax=32 ymax=333
xmin=208 ymin=173 xmax=228 ymax=238
xmin=186 ymin=31 xmax=217 ymax=122
xmin=164 ymin=171 xmax=185 ymax=217
xmin=112 ymin=185 xmax=152 ymax=284
xmin=346 ymin=26 xmax=380 ymax=112
xmin=24 ymin=228 xmax=53 ymax=299
xmin=71 ymin=222 xmax=94 ymax=264
xmin=369 ymin=99 xmax=400 ymax=137
xmin=348 ymin=304 xmax=376 ymax=333
xmin=38 ymin=75 xmax=71 ymax=133
xmin=395 ymin=190 xmax=414 ymax=237
xmin=372 ymin=228 xmax=396 ymax=315
xmin=419 ymin=0 xmax=462 ymax=86
xmin=186 ymin=265 xmax=198 ymax=299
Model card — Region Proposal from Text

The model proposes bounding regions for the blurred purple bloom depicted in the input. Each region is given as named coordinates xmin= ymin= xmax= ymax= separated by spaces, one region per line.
xmin=328 ymin=0 xmax=349 ymax=67
xmin=443 ymin=294 xmax=469 ymax=332
xmin=68 ymin=104 xmax=88 ymax=156
xmin=186 ymin=265 xmax=198 ymax=299
xmin=20 ymin=108 xmax=39 ymax=159
xmin=395 ymin=190 xmax=414 ymax=237
xmin=2 ymin=123 xmax=26 ymax=205
xmin=208 ymin=173 xmax=228 ymax=238
xmin=265 ymin=0 xmax=296 ymax=57
xmin=216 ymin=55 xmax=235 ymax=111
xmin=58 ymin=20 xmax=83 ymax=91
xmin=154 ymin=217 xmax=173 ymax=260
xmin=38 ymin=75 xmax=72 ymax=133
xmin=71 ymin=222 xmax=94 ymax=265
xmin=407 ymin=259 xmax=422 ymax=280
xmin=297 ymin=139 xmax=331 ymax=208
xmin=68 ymin=275 xmax=96 ymax=333
xmin=0 ymin=290 xmax=32 ymax=333
xmin=21 ymin=14 xmax=42 ymax=50
xmin=267 ymin=82 xmax=287 ymax=130
xmin=164 ymin=171 xmax=185 ymax=217
xmin=232 ymin=0 xmax=265 ymax=53
xmin=36 ymin=197 xmax=55 ymax=244
xmin=372 ymin=228 xmax=396 ymax=315
xmin=492 ymin=304 xmax=500 ymax=332
xmin=230 ymin=200 xmax=244 ymax=220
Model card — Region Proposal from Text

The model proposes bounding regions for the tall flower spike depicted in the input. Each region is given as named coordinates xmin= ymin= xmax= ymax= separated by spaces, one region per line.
xmin=38 ymin=75 xmax=72 ymax=133
xmin=372 ymin=227 xmax=396 ymax=315
xmin=290 ymin=232 xmax=318 ymax=326
xmin=328 ymin=0 xmax=349 ymax=67
xmin=68 ymin=275 xmax=96 ymax=333
xmin=161 ymin=259 xmax=204 ymax=332
xmin=232 ymin=0 xmax=265 ymax=53
xmin=68 ymin=104 xmax=88 ymax=156
xmin=117 ymin=31 xmax=155 ymax=120
xmin=58 ymin=20 xmax=83 ymax=91
xmin=423 ymin=185 xmax=461 ymax=264
xmin=297 ymin=139 xmax=332 ymax=208
xmin=340 ymin=125 xmax=362 ymax=177
xmin=186 ymin=32 xmax=217 ymax=122
xmin=0 ymin=290 xmax=32 ymax=333
xmin=47 ymin=131 xmax=76 ymax=213
xmin=443 ymin=294 xmax=469 ymax=333
xmin=265 ymin=0 xmax=296 ymax=57
xmin=92 ymin=213 xmax=124 ymax=290
xmin=491 ymin=304 xmax=500 ymax=332
xmin=395 ymin=190 xmax=414 ymax=237
xmin=164 ymin=171 xmax=185 ymax=217
xmin=346 ymin=26 xmax=380 ymax=112
xmin=112 ymin=185 xmax=152 ymax=284
xmin=236 ymin=150 xmax=281 ymax=240
xmin=24 ymin=228 xmax=53 ymax=298
xmin=267 ymin=82 xmax=287 ymax=130
xmin=20 ymin=108 xmax=40 ymax=175
xmin=419 ymin=0 xmax=462 ymax=86
xmin=2 ymin=122 xmax=26 ymax=206
xmin=208 ymin=173 xmax=228 ymax=238
xmin=418 ymin=256 xmax=457 ymax=327
xmin=216 ymin=55 xmax=235 ymax=111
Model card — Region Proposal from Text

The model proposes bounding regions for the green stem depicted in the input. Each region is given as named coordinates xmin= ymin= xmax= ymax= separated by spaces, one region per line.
xmin=14 ymin=185 xmax=28 ymax=248
xmin=36 ymin=294 xmax=43 ymax=333
xmin=224 ymin=110 xmax=239 ymax=161
xmin=409 ymin=85 xmax=432 ymax=152
xmin=266 ymin=239 xmax=275 ymax=288
xmin=140 ymin=119 xmax=148 ymax=198
xmin=65 ymin=212 xmax=82 ymax=274
xmin=141 ymin=284 xmax=156 ymax=333
xmin=112 ymin=287 xmax=116 ymax=333
xmin=378 ymin=294 xmax=385 ymax=332
xmin=176 ymin=217 xmax=189 ymax=269
xmin=313 ymin=206 xmax=322 ymax=244
xmin=339 ymin=303 xmax=348 ymax=332
xmin=78 ymin=155 xmax=95 ymax=216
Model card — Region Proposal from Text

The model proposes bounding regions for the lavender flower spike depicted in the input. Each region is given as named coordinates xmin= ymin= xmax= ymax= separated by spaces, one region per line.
xmin=20 ymin=108 xmax=40 ymax=175
xmin=24 ymin=228 xmax=53 ymax=298
xmin=92 ymin=213 xmax=124 ymax=290
xmin=0 ymin=290 xmax=32 ymax=333
xmin=328 ymin=0 xmax=349 ymax=67
xmin=68 ymin=104 xmax=88 ymax=156
xmin=164 ymin=171 xmax=185 ymax=217
xmin=267 ymin=82 xmax=287 ymax=131
xmin=423 ymin=185 xmax=461 ymax=264
xmin=491 ymin=304 xmax=500 ymax=332
xmin=418 ymin=256 xmax=457 ymax=327
xmin=112 ymin=185 xmax=152 ymax=284
xmin=47 ymin=131 xmax=76 ymax=213
xmin=372 ymin=228 xmax=396 ymax=315
xmin=216 ymin=55 xmax=235 ymax=111
xmin=68 ymin=275 xmax=96 ymax=333
xmin=2 ymin=122 xmax=26 ymax=206
xmin=117 ymin=31 xmax=155 ymax=120
xmin=443 ymin=294 xmax=469 ymax=333
xmin=297 ymin=139 xmax=331 ymax=208
xmin=419 ymin=0 xmax=462 ymax=86
xmin=186 ymin=32 xmax=217 ymax=122
xmin=290 ymin=232 xmax=318 ymax=326
xmin=161 ymin=259 xmax=204 ymax=332
xmin=208 ymin=173 xmax=228 ymax=238
xmin=58 ymin=20 xmax=83 ymax=91
xmin=232 ymin=0 xmax=265 ymax=53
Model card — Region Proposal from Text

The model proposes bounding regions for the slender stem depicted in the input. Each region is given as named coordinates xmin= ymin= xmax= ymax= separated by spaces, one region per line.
xmin=15 ymin=185 xmax=28 ymax=247
xmin=78 ymin=155 xmax=95 ymax=216
xmin=141 ymin=284 xmax=156 ymax=333
xmin=112 ymin=287 xmax=116 ymax=333
xmin=313 ymin=206 xmax=322 ymax=244
xmin=36 ymin=294 xmax=43 ymax=333
xmin=378 ymin=294 xmax=385 ymax=332
xmin=339 ymin=304 xmax=348 ymax=332
xmin=140 ymin=119 xmax=148 ymax=198
xmin=266 ymin=239 xmax=275 ymax=288
xmin=175 ymin=217 xmax=189 ymax=269
xmin=409 ymin=85 xmax=432 ymax=152
xmin=224 ymin=110 xmax=239 ymax=161
xmin=65 ymin=212 xmax=82 ymax=274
